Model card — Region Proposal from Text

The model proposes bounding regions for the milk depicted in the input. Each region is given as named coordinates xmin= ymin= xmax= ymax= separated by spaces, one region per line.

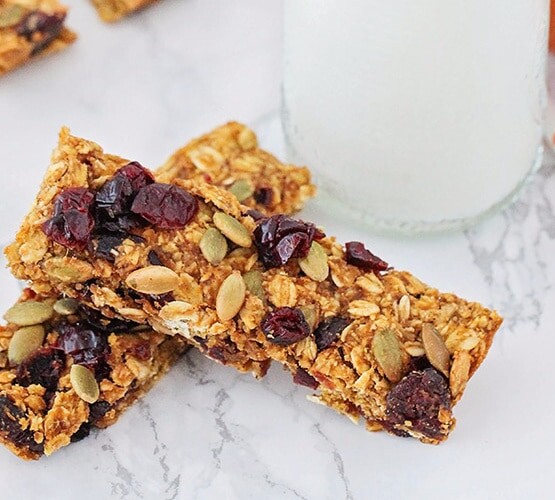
xmin=283 ymin=0 xmax=548 ymax=231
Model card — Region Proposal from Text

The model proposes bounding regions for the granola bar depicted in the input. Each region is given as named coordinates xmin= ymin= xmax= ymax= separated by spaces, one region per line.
xmin=157 ymin=121 xmax=315 ymax=216
xmin=91 ymin=0 xmax=159 ymax=22
xmin=6 ymin=129 xmax=502 ymax=444
xmin=0 ymin=0 xmax=76 ymax=76
xmin=0 ymin=289 xmax=188 ymax=460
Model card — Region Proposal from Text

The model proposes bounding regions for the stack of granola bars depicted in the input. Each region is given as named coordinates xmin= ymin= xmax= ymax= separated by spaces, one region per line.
xmin=0 ymin=122 xmax=502 ymax=460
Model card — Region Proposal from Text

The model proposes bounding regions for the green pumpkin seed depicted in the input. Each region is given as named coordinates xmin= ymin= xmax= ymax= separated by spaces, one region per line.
xmin=228 ymin=179 xmax=254 ymax=202
xmin=70 ymin=365 xmax=100 ymax=404
xmin=213 ymin=212 xmax=252 ymax=248
xmin=53 ymin=298 xmax=80 ymax=316
xmin=372 ymin=328 xmax=405 ymax=383
xmin=216 ymin=272 xmax=246 ymax=321
xmin=243 ymin=270 xmax=265 ymax=301
xmin=200 ymin=227 xmax=228 ymax=265
xmin=299 ymin=242 xmax=329 ymax=282
xmin=299 ymin=305 xmax=318 ymax=332
xmin=4 ymin=301 xmax=54 ymax=327
xmin=8 ymin=325 xmax=46 ymax=365
xmin=0 ymin=4 xmax=26 ymax=28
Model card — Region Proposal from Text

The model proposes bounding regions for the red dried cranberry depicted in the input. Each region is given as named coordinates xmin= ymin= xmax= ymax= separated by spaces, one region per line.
xmin=147 ymin=249 xmax=163 ymax=266
xmin=261 ymin=307 xmax=310 ymax=346
xmin=95 ymin=162 xmax=154 ymax=230
xmin=131 ymin=183 xmax=198 ymax=229
xmin=246 ymin=209 xmax=265 ymax=221
xmin=128 ymin=340 xmax=152 ymax=361
xmin=42 ymin=188 xmax=96 ymax=251
xmin=78 ymin=306 xmax=139 ymax=333
xmin=345 ymin=242 xmax=388 ymax=273
xmin=253 ymin=187 xmax=273 ymax=207
xmin=57 ymin=321 xmax=109 ymax=373
xmin=254 ymin=215 xmax=321 ymax=268
xmin=88 ymin=400 xmax=111 ymax=423
xmin=16 ymin=347 xmax=65 ymax=392
xmin=314 ymin=316 xmax=351 ymax=351
xmin=17 ymin=11 xmax=65 ymax=55
xmin=293 ymin=368 xmax=319 ymax=389
xmin=0 ymin=396 xmax=44 ymax=454
xmin=385 ymin=368 xmax=451 ymax=440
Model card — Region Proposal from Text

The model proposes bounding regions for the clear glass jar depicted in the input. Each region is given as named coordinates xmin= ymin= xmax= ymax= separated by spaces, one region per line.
xmin=282 ymin=0 xmax=548 ymax=233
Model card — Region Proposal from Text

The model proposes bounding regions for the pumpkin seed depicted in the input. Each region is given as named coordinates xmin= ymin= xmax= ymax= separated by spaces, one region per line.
xmin=0 ymin=4 xmax=26 ymax=28
xmin=53 ymin=298 xmax=79 ymax=316
xmin=229 ymin=179 xmax=254 ymax=202
xmin=299 ymin=242 xmax=329 ymax=282
xmin=213 ymin=212 xmax=252 ymax=248
xmin=372 ymin=328 xmax=404 ymax=383
xmin=421 ymin=323 xmax=451 ymax=377
xmin=43 ymin=257 xmax=95 ymax=283
xmin=8 ymin=325 xmax=46 ymax=365
xmin=200 ymin=227 xmax=228 ymax=265
xmin=126 ymin=265 xmax=180 ymax=295
xmin=4 ymin=301 xmax=54 ymax=326
xmin=299 ymin=305 xmax=318 ymax=332
xmin=70 ymin=364 xmax=100 ymax=404
xmin=216 ymin=272 xmax=246 ymax=321
xmin=449 ymin=350 xmax=471 ymax=399
xmin=242 ymin=270 xmax=265 ymax=300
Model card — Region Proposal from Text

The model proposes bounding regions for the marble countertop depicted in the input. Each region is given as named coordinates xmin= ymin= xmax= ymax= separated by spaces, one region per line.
xmin=1 ymin=1 xmax=554 ymax=498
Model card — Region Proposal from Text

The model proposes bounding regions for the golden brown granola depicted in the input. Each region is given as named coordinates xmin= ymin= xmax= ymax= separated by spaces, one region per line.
xmin=158 ymin=122 xmax=316 ymax=216
xmin=6 ymin=129 xmax=502 ymax=445
xmin=0 ymin=0 xmax=76 ymax=76
xmin=0 ymin=289 xmax=188 ymax=460
xmin=91 ymin=0 xmax=159 ymax=22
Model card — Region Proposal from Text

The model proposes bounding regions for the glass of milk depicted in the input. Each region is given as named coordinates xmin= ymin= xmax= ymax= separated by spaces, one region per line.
xmin=282 ymin=0 xmax=548 ymax=233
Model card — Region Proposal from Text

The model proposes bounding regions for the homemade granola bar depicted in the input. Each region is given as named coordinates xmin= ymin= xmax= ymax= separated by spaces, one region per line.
xmin=0 ymin=289 xmax=188 ymax=460
xmin=0 ymin=0 xmax=76 ymax=76
xmin=91 ymin=0 xmax=159 ymax=22
xmin=6 ymin=129 xmax=502 ymax=444
xmin=157 ymin=122 xmax=315 ymax=216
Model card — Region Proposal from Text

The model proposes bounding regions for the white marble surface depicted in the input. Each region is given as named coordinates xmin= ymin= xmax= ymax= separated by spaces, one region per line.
xmin=1 ymin=1 xmax=554 ymax=498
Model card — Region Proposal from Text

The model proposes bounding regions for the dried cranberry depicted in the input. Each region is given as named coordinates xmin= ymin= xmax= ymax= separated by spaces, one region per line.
xmin=16 ymin=347 xmax=65 ymax=392
xmin=246 ymin=209 xmax=265 ymax=221
xmin=345 ymin=242 xmax=388 ymax=273
xmin=94 ymin=233 xmax=125 ymax=261
xmin=261 ymin=307 xmax=310 ymax=346
xmin=70 ymin=423 xmax=91 ymax=442
xmin=128 ymin=340 xmax=152 ymax=361
xmin=147 ymin=250 xmax=163 ymax=266
xmin=42 ymin=188 xmax=96 ymax=251
xmin=314 ymin=316 xmax=351 ymax=351
xmin=17 ymin=11 xmax=65 ymax=55
xmin=95 ymin=162 xmax=154 ymax=230
xmin=0 ymin=396 xmax=44 ymax=454
xmin=57 ymin=321 xmax=109 ymax=372
xmin=89 ymin=400 xmax=111 ymax=423
xmin=253 ymin=187 xmax=273 ymax=207
xmin=254 ymin=215 xmax=321 ymax=268
xmin=385 ymin=368 xmax=451 ymax=440
xmin=131 ymin=183 xmax=198 ymax=229
xmin=79 ymin=306 xmax=139 ymax=333
xmin=293 ymin=368 xmax=319 ymax=389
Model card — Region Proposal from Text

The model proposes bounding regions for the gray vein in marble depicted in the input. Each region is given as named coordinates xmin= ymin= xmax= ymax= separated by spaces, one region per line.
xmin=464 ymin=163 xmax=555 ymax=333
xmin=102 ymin=442 xmax=144 ymax=499
xmin=313 ymin=423 xmax=353 ymax=500
xmin=137 ymin=400 xmax=182 ymax=500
